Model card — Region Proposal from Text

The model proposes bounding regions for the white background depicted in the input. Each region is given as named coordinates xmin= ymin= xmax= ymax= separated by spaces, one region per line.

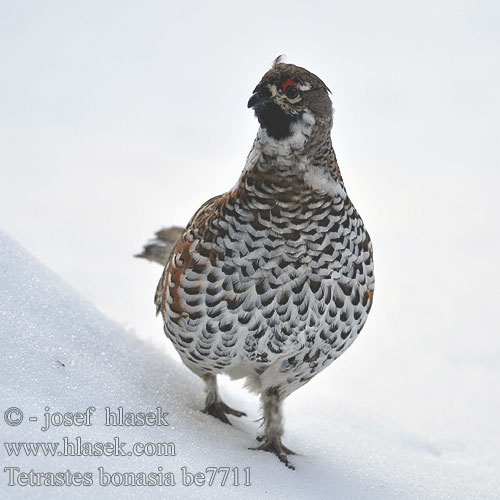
xmin=1 ymin=1 xmax=499 ymax=498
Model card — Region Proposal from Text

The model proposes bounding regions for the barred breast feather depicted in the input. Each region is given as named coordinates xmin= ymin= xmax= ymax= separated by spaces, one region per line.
xmin=155 ymin=151 xmax=374 ymax=397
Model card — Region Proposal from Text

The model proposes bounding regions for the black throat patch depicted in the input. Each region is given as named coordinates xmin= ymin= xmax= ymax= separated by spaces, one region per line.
xmin=254 ymin=102 xmax=299 ymax=141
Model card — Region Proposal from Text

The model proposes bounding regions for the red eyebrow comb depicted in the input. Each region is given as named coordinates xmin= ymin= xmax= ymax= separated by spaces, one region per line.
xmin=282 ymin=80 xmax=297 ymax=90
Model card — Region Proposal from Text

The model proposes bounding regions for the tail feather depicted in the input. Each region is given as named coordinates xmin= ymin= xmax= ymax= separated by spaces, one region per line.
xmin=135 ymin=226 xmax=185 ymax=265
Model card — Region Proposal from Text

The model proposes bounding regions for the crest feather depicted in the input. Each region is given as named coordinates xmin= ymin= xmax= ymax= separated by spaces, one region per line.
xmin=272 ymin=54 xmax=286 ymax=69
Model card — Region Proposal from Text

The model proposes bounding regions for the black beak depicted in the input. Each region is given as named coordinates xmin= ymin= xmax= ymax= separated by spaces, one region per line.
xmin=248 ymin=92 xmax=271 ymax=109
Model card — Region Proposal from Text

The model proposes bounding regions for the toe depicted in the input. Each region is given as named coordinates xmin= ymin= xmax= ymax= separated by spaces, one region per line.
xmin=278 ymin=453 xmax=296 ymax=470
xmin=202 ymin=403 xmax=232 ymax=425
xmin=281 ymin=443 xmax=297 ymax=455
xmin=249 ymin=439 xmax=296 ymax=469
xmin=221 ymin=402 xmax=247 ymax=417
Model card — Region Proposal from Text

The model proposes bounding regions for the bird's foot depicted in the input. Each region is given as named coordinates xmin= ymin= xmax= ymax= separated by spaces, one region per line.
xmin=202 ymin=400 xmax=247 ymax=425
xmin=255 ymin=434 xmax=296 ymax=455
xmin=250 ymin=437 xmax=297 ymax=470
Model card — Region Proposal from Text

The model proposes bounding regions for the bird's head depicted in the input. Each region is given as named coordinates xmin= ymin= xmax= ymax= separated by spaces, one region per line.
xmin=248 ymin=56 xmax=333 ymax=149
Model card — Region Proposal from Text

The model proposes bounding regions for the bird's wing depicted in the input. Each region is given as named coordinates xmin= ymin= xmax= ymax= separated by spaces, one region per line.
xmin=154 ymin=193 xmax=228 ymax=316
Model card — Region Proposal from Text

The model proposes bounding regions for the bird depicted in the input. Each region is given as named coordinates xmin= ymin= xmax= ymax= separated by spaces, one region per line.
xmin=136 ymin=56 xmax=375 ymax=469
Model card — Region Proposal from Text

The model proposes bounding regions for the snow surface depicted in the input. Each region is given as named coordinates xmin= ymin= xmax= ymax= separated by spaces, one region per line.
xmin=1 ymin=220 xmax=499 ymax=500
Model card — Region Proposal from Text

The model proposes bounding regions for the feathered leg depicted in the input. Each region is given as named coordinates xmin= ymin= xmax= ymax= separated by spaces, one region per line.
xmin=250 ymin=386 xmax=296 ymax=469
xmin=201 ymin=374 xmax=247 ymax=424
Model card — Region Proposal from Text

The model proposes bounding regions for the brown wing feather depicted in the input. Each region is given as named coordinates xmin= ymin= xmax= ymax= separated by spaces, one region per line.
xmin=154 ymin=193 xmax=228 ymax=316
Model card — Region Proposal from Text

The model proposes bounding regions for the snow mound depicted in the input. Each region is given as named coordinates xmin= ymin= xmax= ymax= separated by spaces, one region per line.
xmin=1 ymin=229 xmax=499 ymax=499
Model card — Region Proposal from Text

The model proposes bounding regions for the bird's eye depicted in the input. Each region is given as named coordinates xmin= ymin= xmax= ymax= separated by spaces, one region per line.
xmin=283 ymin=80 xmax=299 ymax=99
